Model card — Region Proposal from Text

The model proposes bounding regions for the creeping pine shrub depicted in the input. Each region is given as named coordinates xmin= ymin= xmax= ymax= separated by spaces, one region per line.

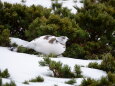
xmin=0 ymin=70 xmax=2 ymax=78
xmin=80 ymin=78 xmax=98 ymax=86
xmin=0 ymin=29 xmax=10 ymax=47
xmin=88 ymin=53 xmax=115 ymax=73
xmin=3 ymin=81 xmax=16 ymax=86
xmin=0 ymin=69 xmax=10 ymax=78
xmin=80 ymin=77 xmax=110 ymax=86
xmin=39 ymin=57 xmax=82 ymax=78
xmin=49 ymin=60 xmax=74 ymax=78
xmin=84 ymin=54 xmax=99 ymax=60
xmin=49 ymin=60 xmax=63 ymax=77
xmin=10 ymin=43 xmax=18 ymax=47
xmin=0 ymin=78 xmax=2 ymax=86
xmin=39 ymin=61 xmax=47 ymax=66
xmin=60 ymin=64 xmax=74 ymax=78
xmin=39 ymin=57 xmax=51 ymax=66
xmin=100 ymin=53 xmax=115 ymax=73
xmin=88 ymin=62 xmax=100 ymax=69
xmin=107 ymin=72 xmax=115 ymax=84
xmin=65 ymin=78 xmax=76 ymax=85
xmin=74 ymin=65 xmax=82 ymax=78
xmin=63 ymin=44 xmax=85 ymax=59
xmin=17 ymin=46 xmax=40 ymax=55
xmin=98 ymin=77 xmax=110 ymax=86
xmin=23 ymin=80 xmax=29 ymax=84
xmin=54 ymin=84 xmax=58 ymax=86
xmin=80 ymin=72 xmax=115 ymax=86
xmin=46 ymin=53 xmax=57 ymax=58
xmin=29 ymin=76 xmax=44 ymax=82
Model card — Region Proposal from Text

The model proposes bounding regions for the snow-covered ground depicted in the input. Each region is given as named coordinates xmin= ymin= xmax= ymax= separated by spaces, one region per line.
xmin=0 ymin=37 xmax=107 ymax=86
xmin=1 ymin=0 xmax=83 ymax=13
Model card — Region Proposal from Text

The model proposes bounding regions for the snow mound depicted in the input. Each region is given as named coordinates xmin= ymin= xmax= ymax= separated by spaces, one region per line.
xmin=0 ymin=45 xmax=107 ymax=86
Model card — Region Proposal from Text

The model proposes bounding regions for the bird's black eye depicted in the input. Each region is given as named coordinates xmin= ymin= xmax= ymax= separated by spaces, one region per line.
xmin=62 ymin=36 xmax=65 ymax=39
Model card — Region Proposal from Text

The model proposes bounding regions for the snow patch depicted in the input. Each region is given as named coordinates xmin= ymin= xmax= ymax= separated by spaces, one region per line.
xmin=1 ymin=0 xmax=83 ymax=13
xmin=0 ymin=45 xmax=107 ymax=86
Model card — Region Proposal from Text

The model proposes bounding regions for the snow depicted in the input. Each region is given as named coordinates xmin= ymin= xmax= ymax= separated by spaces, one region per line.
xmin=0 ymin=37 xmax=107 ymax=86
xmin=52 ymin=57 xmax=102 ymax=67
xmin=1 ymin=0 xmax=83 ymax=13
xmin=51 ymin=57 xmax=106 ymax=80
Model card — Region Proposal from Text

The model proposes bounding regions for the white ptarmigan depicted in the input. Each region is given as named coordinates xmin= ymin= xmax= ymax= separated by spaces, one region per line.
xmin=26 ymin=35 xmax=69 ymax=55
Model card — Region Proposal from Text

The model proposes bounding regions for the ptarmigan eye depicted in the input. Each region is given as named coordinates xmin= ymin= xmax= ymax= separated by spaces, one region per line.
xmin=62 ymin=36 xmax=65 ymax=39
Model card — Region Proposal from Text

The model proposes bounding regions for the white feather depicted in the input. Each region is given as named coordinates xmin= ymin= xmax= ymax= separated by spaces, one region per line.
xmin=26 ymin=35 xmax=68 ymax=55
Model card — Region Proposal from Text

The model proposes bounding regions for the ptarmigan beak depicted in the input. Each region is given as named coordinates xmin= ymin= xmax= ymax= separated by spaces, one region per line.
xmin=66 ymin=37 xmax=69 ymax=41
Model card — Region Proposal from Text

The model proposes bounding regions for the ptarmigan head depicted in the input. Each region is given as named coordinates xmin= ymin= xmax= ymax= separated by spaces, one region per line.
xmin=26 ymin=35 xmax=69 ymax=55
xmin=56 ymin=36 xmax=69 ymax=45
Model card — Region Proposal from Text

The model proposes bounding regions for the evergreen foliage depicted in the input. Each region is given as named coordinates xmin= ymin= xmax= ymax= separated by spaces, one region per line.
xmin=49 ymin=60 xmax=75 ymax=78
xmin=63 ymin=44 xmax=85 ymax=59
xmin=107 ymin=72 xmax=115 ymax=84
xmin=10 ymin=43 xmax=18 ymax=48
xmin=17 ymin=46 xmax=40 ymax=55
xmin=0 ymin=70 xmax=1 ymax=78
xmin=0 ymin=28 xmax=10 ymax=47
xmin=74 ymin=65 xmax=82 ymax=78
xmin=88 ymin=62 xmax=100 ymax=69
xmin=100 ymin=53 xmax=115 ymax=73
xmin=99 ymin=77 xmax=110 ymax=86
xmin=0 ymin=69 xmax=10 ymax=78
xmin=2 ymin=69 xmax=10 ymax=78
xmin=88 ymin=53 xmax=115 ymax=73
xmin=80 ymin=75 xmax=115 ymax=86
xmin=65 ymin=78 xmax=76 ymax=85
xmin=54 ymin=84 xmax=58 ymax=86
xmin=29 ymin=76 xmax=44 ymax=82
xmin=0 ymin=0 xmax=114 ymax=58
xmin=0 ymin=79 xmax=16 ymax=86
xmin=39 ymin=57 xmax=51 ymax=66
xmin=60 ymin=64 xmax=74 ymax=78
xmin=3 ymin=81 xmax=16 ymax=86
xmin=80 ymin=78 xmax=97 ymax=86
xmin=23 ymin=80 xmax=29 ymax=84
xmin=0 ymin=78 xmax=2 ymax=86
xmin=0 ymin=1 xmax=51 ymax=39
xmin=39 ymin=57 xmax=82 ymax=78
xmin=75 ymin=0 xmax=115 ymax=58
xmin=39 ymin=61 xmax=47 ymax=66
